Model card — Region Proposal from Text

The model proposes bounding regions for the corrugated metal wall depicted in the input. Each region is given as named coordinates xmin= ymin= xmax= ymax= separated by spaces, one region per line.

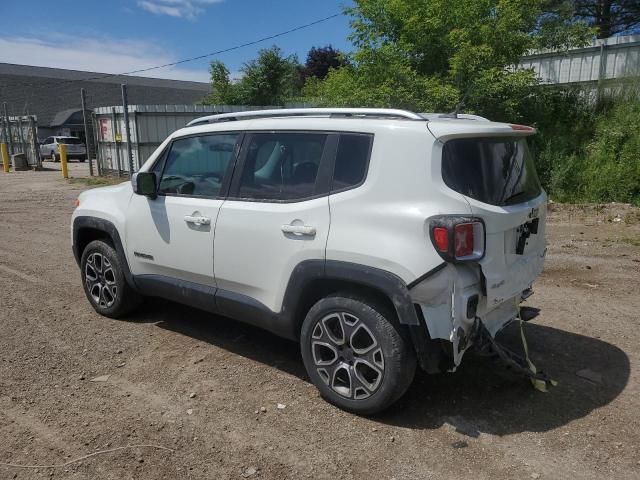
xmin=519 ymin=34 xmax=640 ymax=85
xmin=93 ymin=104 xmax=278 ymax=175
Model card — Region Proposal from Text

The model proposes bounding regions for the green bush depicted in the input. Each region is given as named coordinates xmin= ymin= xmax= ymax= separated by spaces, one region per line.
xmin=544 ymin=89 xmax=640 ymax=205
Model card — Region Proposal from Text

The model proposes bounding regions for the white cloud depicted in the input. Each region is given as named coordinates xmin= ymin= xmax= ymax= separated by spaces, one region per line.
xmin=138 ymin=0 xmax=224 ymax=19
xmin=0 ymin=34 xmax=210 ymax=83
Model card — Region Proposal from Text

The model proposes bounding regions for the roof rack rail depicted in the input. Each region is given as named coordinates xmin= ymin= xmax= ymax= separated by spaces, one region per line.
xmin=186 ymin=108 xmax=425 ymax=126
xmin=419 ymin=112 xmax=490 ymax=122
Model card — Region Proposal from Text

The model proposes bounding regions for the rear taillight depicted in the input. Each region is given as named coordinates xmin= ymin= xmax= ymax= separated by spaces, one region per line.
xmin=433 ymin=227 xmax=449 ymax=252
xmin=454 ymin=223 xmax=474 ymax=257
xmin=429 ymin=216 xmax=485 ymax=262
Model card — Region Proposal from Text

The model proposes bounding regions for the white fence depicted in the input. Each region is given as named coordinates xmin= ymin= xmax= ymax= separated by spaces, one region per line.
xmin=519 ymin=34 xmax=640 ymax=86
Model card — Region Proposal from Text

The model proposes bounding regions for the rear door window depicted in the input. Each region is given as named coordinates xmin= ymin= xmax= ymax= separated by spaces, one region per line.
xmin=442 ymin=137 xmax=542 ymax=206
xmin=58 ymin=137 xmax=83 ymax=145
xmin=331 ymin=133 xmax=372 ymax=192
xmin=158 ymin=134 xmax=239 ymax=198
xmin=235 ymin=132 xmax=328 ymax=201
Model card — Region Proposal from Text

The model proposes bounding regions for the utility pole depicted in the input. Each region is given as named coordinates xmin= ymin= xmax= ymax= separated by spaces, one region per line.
xmin=121 ymin=84 xmax=134 ymax=174
xmin=112 ymin=107 xmax=122 ymax=177
xmin=91 ymin=111 xmax=102 ymax=176
xmin=80 ymin=89 xmax=94 ymax=176
xmin=29 ymin=116 xmax=41 ymax=170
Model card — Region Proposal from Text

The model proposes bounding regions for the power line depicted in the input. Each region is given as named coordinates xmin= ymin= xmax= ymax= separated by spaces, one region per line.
xmin=90 ymin=12 xmax=343 ymax=79
xmin=4 ymin=12 xmax=344 ymax=92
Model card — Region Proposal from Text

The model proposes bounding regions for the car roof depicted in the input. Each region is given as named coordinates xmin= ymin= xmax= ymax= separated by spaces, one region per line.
xmin=175 ymin=108 xmax=534 ymax=140
xmin=177 ymin=116 xmax=430 ymax=138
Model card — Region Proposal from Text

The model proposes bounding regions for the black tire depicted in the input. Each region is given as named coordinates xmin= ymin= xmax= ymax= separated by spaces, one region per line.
xmin=79 ymin=157 xmax=86 ymax=162
xmin=301 ymin=294 xmax=416 ymax=415
xmin=80 ymin=239 xmax=141 ymax=318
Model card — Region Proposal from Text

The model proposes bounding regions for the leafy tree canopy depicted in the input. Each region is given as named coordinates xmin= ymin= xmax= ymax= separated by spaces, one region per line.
xmin=204 ymin=46 xmax=301 ymax=106
xmin=571 ymin=0 xmax=640 ymax=38
xmin=305 ymin=0 xmax=593 ymax=120
xmin=302 ymin=46 xmax=349 ymax=81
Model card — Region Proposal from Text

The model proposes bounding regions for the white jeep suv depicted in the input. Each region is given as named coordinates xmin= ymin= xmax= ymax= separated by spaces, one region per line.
xmin=71 ymin=108 xmax=547 ymax=414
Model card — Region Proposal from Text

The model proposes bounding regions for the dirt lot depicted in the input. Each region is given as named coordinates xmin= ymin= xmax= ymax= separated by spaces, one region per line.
xmin=1 ymin=163 xmax=639 ymax=479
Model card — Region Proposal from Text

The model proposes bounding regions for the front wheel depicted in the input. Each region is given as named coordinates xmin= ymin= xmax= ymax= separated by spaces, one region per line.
xmin=80 ymin=240 xmax=141 ymax=318
xmin=301 ymin=294 xmax=416 ymax=415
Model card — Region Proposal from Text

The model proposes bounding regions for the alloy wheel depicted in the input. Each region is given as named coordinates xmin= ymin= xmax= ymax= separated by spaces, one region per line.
xmin=84 ymin=252 xmax=117 ymax=308
xmin=311 ymin=312 xmax=385 ymax=400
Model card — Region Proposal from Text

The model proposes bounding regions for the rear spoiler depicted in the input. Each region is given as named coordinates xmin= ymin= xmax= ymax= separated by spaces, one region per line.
xmin=427 ymin=121 xmax=536 ymax=141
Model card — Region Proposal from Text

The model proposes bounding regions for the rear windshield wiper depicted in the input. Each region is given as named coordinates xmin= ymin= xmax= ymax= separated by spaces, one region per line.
xmin=503 ymin=191 xmax=529 ymax=205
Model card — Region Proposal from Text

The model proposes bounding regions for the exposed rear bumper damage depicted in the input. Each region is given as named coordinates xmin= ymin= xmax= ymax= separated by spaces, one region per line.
xmin=470 ymin=319 xmax=557 ymax=391
xmin=408 ymin=263 xmax=554 ymax=389
xmin=410 ymin=263 xmax=517 ymax=367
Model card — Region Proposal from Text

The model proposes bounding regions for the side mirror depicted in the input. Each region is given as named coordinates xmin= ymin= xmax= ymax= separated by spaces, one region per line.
xmin=132 ymin=172 xmax=157 ymax=198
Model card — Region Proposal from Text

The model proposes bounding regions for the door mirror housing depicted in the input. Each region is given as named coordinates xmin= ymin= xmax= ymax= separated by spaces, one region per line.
xmin=132 ymin=172 xmax=157 ymax=198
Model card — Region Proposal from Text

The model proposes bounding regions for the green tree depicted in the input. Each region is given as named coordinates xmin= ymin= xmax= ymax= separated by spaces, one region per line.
xmin=302 ymin=46 xmax=349 ymax=81
xmin=204 ymin=60 xmax=238 ymax=104
xmin=236 ymin=46 xmax=302 ymax=106
xmin=572 ymin=0 xmax=640 ymax=38
xmin=204 ymin=46 xmax=302 ymax=106
xmin=303 ymin=44 xmax=459 ymax=111
xmin=305 ymin=0 xmax=592 ymax=120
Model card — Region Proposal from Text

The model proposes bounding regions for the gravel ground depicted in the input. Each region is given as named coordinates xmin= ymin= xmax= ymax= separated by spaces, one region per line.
xmin=1 ymin=163 xmax=639 ymax=479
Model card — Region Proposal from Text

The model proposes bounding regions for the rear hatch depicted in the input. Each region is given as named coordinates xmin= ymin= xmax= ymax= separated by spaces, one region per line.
xmin=58 ymin=137 xmax=85 ymax=154
xmin=434 ymin=123 xmax=546 ymax=308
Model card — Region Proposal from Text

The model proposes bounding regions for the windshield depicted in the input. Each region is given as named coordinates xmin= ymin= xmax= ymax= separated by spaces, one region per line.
xmin=58 ymin=137 xmax=83 ymax=145
xmin=442 ymin=137 xmax=542 ymax=206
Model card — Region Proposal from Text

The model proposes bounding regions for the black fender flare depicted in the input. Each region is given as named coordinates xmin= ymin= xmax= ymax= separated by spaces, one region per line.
xmin=72 ymin=216 xmax=137 ymax=290
xmin=280 ymin=260 xmax=419 ymax=336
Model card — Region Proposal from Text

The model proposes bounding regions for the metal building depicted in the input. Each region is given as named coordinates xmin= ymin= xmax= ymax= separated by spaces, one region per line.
xmin=519 ymin=34 xmax=640 ymax=86
xmin=0 ymin=63 xmax=211 ymax=141
xmin=93 ymin=104 xmax=278 ymax=175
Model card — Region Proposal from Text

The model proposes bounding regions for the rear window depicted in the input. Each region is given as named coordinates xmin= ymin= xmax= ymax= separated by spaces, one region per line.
xmin=442 ymin=137 xmax=542 ymax=206
xmin=57 ymin=137 xmax=83 ymax=145
xmin=331 ymin=133 xmax=372 ymax=192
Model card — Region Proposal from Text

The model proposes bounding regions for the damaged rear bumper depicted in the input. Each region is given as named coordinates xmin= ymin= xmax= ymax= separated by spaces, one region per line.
xmin=409 ymin=263 xmax=529 ymax=371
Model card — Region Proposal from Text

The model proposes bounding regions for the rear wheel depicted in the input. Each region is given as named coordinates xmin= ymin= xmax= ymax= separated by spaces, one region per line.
xmin=80 ymin=240 xmax=141 ymax=318
xmin=301 ymin=294 xmax=416 ymax=415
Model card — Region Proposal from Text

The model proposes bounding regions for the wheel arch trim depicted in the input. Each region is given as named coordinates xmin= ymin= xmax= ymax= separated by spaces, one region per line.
xmin=72 ymin=216 xmax=137 ymax=290
xmin=281 ymin=260 xmax=420 ymax=338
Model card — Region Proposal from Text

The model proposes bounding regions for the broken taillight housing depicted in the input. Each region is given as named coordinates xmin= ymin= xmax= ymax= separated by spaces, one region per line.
xmin=429 ymin=216 xmax=485 ymax=262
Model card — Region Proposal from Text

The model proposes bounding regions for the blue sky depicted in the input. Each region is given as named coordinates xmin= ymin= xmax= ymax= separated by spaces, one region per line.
xmin=0 ymin=0 xmax=354 ymax=82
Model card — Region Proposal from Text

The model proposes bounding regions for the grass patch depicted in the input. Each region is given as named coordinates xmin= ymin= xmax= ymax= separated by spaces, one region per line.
xmin=68 ymin=176 xmax=126 ymax=187
xmin=620 ymin=237 xmax=640 ymax=247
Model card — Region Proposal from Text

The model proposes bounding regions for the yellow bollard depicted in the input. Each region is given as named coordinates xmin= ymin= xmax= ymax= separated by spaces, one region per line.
xmin=1 ymin=143 xmax=9 ymax=173
xmin=59 ymin=143 xmax=68 ymax=179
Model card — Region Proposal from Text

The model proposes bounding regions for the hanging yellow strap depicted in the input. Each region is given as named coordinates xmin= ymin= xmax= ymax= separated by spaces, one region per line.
xmin=516 ymin=299 xmax=558 ymax=392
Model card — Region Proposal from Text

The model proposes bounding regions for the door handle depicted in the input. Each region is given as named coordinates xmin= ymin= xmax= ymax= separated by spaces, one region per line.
xmin=281 ymin=224 xmax=316 ymax=236
xmin=184 ymin=215 xmax=211 ymax=226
